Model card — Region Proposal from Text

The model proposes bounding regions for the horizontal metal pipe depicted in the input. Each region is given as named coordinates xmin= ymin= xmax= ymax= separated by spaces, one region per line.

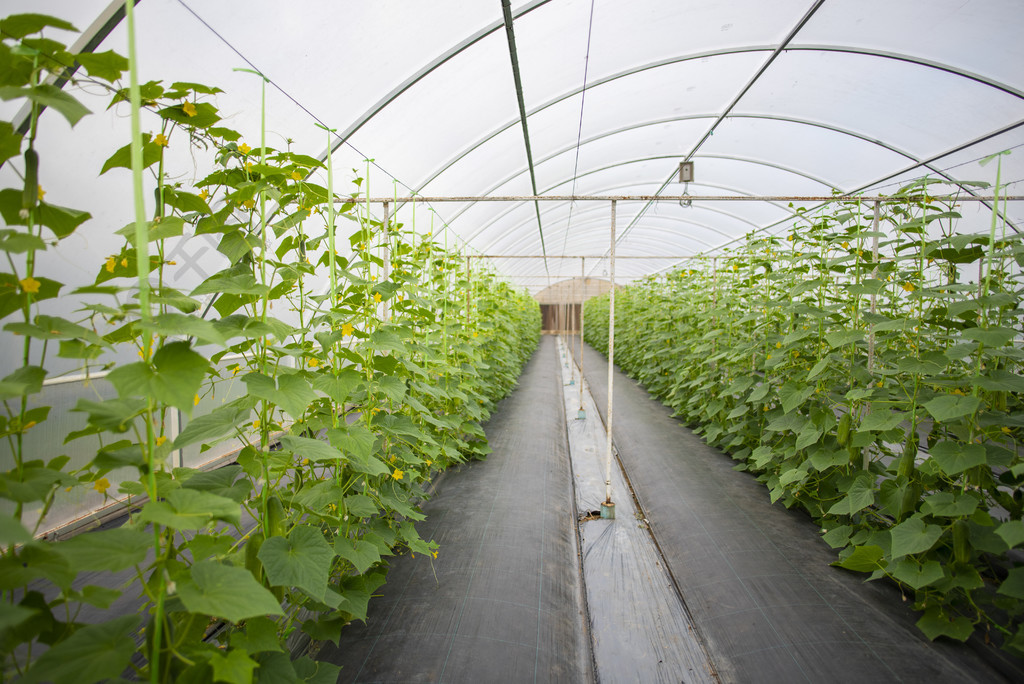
xmin=337 ymin=194 xmax=1018 ymax=203
xmin=469 ymin=254 xmax=705 ymax=259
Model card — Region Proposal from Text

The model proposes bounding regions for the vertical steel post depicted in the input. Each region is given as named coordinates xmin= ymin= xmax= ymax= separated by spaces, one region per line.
xmin=602 ymin=200 xmax=617 ymax=518
xmin=868 ymin=201 xmax=880 ymax=371
xmin=570 ymin=271 xmax=577 ymax=381
xmin=578 ymin=257 xmax=586 ymax=417
xmin=382 ymin=201 xmax=390 ymax=322
xmin=465 ymin=253 xmax=471 ymax=327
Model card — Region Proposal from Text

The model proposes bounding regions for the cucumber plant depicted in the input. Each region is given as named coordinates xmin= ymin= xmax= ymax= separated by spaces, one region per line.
xmin=586 ymin=180 xmax=1024 ymax=655
xmin=0 ymin=12 xmax=540 ymax=682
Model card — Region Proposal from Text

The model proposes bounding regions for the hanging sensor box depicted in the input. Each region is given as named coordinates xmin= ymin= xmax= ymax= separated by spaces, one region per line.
xmin=679 ymin=161 xmax=694 ymax=183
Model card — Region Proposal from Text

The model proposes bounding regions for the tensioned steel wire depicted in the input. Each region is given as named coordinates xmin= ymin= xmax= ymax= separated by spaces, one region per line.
xmin=559 ymin=0 xmax=598 ymax=259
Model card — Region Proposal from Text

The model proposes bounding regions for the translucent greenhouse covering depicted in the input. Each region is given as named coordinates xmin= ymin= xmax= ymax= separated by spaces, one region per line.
xmin=3 ymin=1 xmax=1024 ymax=681
xmin=3 ymin=0 xmax=1022 ymax=296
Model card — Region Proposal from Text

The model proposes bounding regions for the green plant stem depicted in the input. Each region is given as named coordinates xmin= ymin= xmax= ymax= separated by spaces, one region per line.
xmin=124 ymin=2 xmax=163 ymax=681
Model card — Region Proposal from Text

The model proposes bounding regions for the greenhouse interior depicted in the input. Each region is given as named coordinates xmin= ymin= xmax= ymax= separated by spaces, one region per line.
xmin=1 ymin=0 xmax=1023 ymax=682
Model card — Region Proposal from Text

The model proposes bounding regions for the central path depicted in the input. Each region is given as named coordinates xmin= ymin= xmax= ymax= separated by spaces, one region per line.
xmin=557 ymin=337 xmax=717 ymax=682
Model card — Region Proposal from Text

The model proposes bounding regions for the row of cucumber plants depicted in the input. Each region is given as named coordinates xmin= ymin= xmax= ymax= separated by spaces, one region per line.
xmin=585 ymin=180 xmax=1024 ymax=656
xmin=0 ymin=12 xmax=540 ymax=683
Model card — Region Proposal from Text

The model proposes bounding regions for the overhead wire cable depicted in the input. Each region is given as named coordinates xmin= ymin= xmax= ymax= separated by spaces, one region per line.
xmin=560 ymin=0 xmax=598 ymax=258
xmin=588 ymin=0 xmax=827 ymax=276
xmin=173 ymin=1 xmax=477 ymax=254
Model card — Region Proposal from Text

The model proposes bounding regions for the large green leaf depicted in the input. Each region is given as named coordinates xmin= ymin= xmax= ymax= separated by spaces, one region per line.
xmin=0 ymin=512 xmax=32 ymax=546
xmin=175 ymin=403 xmax=252 ymax=449
xmin=258 ymin=525 xmax=335 ymax=602
xmin=0 ymin=13 xmax=77 ymax=39
xmin=139 ymin=313 xmax=226 ymax=346
xmin=138 ymin=488 xmax=240 ymax=530
xmin=327 ymin=424 xmax=375 ymax=461
xmin=54 ymin=527 xmax=152 ymax=572
xmin=0 ymin=365 xmax=46 ymax=400
xmin=22 ymin=615 xmax=138 ymax=684
xmin=835 ymin=545 xmax=886 ymax=572
xmin=242 ymin=372 xmax=316 ymax=419
xmin=178 ymin=465 xmax=251 ymax=503
xmin=375 ymin=376 xmax=408 ymax=403
xmin=159 ymin=101 xmax=221 ymax=128
xmin=805 ymin=357 xmax=830 ymax=381
xmin=115 ymin=215 xmax=184 ymax=244
xmin=920 ymin=491 xmax=980 ymax=518
xmin=100 ymin=135 xmax=162 ymax=175
xmin=995 ymin=520 xmax=1024 ymax=549
xmin=209 ymin=647 xmax=259 ymax=684
xmin=778 ymin=381 xmax=814 ymax=414
xmin=891 ymin=558 xmax=944 ymax=590
xmin=344 ymin=494 xmax=378 ymax=518
xmin=369 ymin=327 xmax=407 ymax=353
xmin=75 ymin=50 xmax=128 ymax=81
xmin=0 ymin=271 xmax=63 ymax=320
xmin=929 ymin=440 xmax=986 ymax=476
xmin=107 ymin=341 xmax=209 ymax=415
xmin=0 ymin=189 xmax=91 ymax=238
xmin=191 ymin=267 xmax=269 ymax=298
xmin=821 ymin=525 xmax=852 ymax=549
xmin=0 ymin=600 xmax=35 ymax=632
xmin=0 ymin=465 xmax=71 ymax=503
xmin=923 ymin=395 xmax=981 ymax=423
xmin=229 ymin=616 xmax=284 ymax=654
xmin=279 ymin=434 xmax=343 ymax=463
xmin=312 ymin=368 xmax=362 ymax=404
xmin=0 ymin=84 xmax=89 ymax=127
xmin=858 ymin=406 xmax=905 ymax=432
xmin=0 ymin=543 xmax=74 ymax=590
xmin=825 ymin=329 xmax=865 ymax=349
xmin=890 ymin=516 xmax=943 ymax=558
xmin=915 ymin=606 xmax=974 ymax=641
xmin=0 ymin=121 xmax=22 ymax=166
xmin=826 ymin=473 xmax=875 ymax=516
xmin=960 ymin=326 xmax=1016 ymax=348
xmin=70 ymin=397 xmax=145 ymax=434
xmin=336 ymin=572 xmax=386 ymax=622
xmin=334 ymin=538 xmax=381 ymax=575
xmin=178 ymin=561 xmax=283 ymax=622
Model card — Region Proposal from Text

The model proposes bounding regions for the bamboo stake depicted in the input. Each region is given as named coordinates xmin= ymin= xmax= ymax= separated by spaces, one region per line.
xmin=382 ymin=201 xmax=390 ymax=322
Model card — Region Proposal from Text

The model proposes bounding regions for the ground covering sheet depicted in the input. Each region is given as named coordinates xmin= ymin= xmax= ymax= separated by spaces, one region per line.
xmin=575 ymin=341 xmax=1012 ymax=683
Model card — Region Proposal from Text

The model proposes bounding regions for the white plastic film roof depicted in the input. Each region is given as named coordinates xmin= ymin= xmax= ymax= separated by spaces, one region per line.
xmin=7 ymin=0 xmax=1024 ymax=293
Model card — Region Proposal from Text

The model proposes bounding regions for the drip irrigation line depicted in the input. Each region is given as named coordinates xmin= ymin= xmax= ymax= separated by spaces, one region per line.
xmin=559 ymin=0 xmax=598 ymax=259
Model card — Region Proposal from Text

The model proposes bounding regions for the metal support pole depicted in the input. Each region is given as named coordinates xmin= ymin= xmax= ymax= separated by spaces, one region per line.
xmin=578 ymin=258 xmax=586 ymax=419
xmin=465 ymin=252 xmax=471 ymax=328
xmin=382 ymin=201 xmax=390 ymax=322
xmin=602 ymin=200 xmax=617 ymax=519
xmin=569 ymin=273 xmax=576 ymax=382
xmin=868 ymin=201 xmax=880 ymax=371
